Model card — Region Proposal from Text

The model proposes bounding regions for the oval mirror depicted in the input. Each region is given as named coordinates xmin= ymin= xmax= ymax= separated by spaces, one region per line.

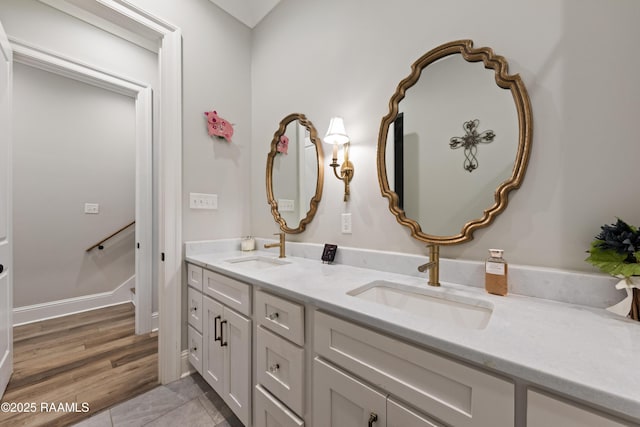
xmin=267 ymin=113 xmax=324 ymax=233
xmin=377 ymin=40 xmax=532 ymax=245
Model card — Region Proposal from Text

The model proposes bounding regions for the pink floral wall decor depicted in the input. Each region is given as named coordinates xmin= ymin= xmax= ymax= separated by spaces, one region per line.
xmin=204 ymin=110 xmax=234 ymax=142
xmin=277 ymin=135 xmax=289 ymax=154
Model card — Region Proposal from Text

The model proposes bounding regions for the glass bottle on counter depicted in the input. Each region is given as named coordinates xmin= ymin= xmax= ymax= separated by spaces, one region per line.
xmin=485 ymin=249 xmax=508 ymax=296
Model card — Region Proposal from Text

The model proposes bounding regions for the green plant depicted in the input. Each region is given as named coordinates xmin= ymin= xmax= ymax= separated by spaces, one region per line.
xmin=586 ymin=218 xmax=640 ymax=278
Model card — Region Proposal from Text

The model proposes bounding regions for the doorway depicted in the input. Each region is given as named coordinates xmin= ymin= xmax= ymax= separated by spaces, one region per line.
xmin=11 ymin=41 xmax=154 ymax=334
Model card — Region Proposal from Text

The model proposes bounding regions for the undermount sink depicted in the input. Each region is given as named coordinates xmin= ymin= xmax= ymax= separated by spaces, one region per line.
xmin=224 ymin=255 xmax=290 ymax=269
xmin=348 ymin=280 xmax=493 ymax=330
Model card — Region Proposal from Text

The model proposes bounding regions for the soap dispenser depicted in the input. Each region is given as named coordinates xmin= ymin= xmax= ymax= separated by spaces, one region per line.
xmin=485 ymin=249 xmax=508 ymax=296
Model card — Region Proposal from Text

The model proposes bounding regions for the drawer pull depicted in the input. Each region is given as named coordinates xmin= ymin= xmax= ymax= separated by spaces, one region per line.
xmin=191 ymin=346 xmax=197 ymax=352
xmin=368 ymin=412 xmax=378 ymax=427
xmin=268 ymin=363 xmax=280 ymax=373
xmin=267 ymin=312 xmax=279 ymax=321
xmin=214 ymin=315 xmax=221 ymax=342
xmin=190 ymin=305 xmax=198 ymax=312
xmin=220 ymin=320 xmax=228 ymax=347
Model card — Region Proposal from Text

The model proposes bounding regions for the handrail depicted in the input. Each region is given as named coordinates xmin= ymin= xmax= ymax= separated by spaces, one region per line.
xmin=86 ymin=220 xmax=136 ymax=252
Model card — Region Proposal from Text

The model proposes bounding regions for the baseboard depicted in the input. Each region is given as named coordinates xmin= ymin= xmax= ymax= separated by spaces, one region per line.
xmin=181 ymin=349 xmax=196 ymax=378
xmin=13 ymin=275 xmax=135 ymax=326
xmin=152 ymin=311 xmax=159 ymax=332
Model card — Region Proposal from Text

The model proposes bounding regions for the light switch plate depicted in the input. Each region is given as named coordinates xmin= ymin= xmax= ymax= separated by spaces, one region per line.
xmin=190 ymin=193 xmax=218 ymax=210
xmin=341 ymin=213 xmax=352 ymax=234
xmin=278 ymin=199 xmax=295 ymax=212
xmin=84 ymin=203 xmax=99 ymax=214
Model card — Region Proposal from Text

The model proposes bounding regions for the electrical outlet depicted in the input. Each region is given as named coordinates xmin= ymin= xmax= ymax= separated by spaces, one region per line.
xmin=341 ymin=213 xmax=352 ymax=234
xmin=84 ymin=203 xmax=99 ymax=214
xmin=190 ymin=193 xmax=218 ymax=210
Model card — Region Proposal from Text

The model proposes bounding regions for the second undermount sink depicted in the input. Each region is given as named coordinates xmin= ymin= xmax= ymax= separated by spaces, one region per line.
xmin=348 ymin=281 xmax=493 ymax=330
xmin=224 ymin=255 xmax=290 ymax=269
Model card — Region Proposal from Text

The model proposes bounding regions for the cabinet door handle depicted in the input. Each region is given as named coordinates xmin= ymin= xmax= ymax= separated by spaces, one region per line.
xmin=267 ymin=312 xmax=279 ymax=321
xmin=368 ymin=412 xmax=378 ymax=427
xmin=268 ymin=363 xmax=280 ymax=373
xmin=214 ymin=315 xmax=221 ymax=342
xmin=220 ymin=320 xmax=228 ymax=347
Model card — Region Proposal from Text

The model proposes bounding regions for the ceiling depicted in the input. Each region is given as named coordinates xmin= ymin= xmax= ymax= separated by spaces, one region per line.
xmin=208 ymin=0 xmax=281 ymax=28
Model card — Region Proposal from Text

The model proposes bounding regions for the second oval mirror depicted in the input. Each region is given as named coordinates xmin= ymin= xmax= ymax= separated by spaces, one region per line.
xmin=266 ymin=113 xmax=324 ymax=233
xmin=378 ymin=40 xmax=532 ymax=245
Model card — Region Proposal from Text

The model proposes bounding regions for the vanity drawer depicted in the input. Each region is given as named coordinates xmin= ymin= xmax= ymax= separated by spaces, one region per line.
xmin=187 ymin=325 xmax=203 ymax=373
xmin=314 ymin=311 xmax=514 ymax=427
xmin=255 ymin=290 xmax=304 ymax=346
xmin=254 ymin=385 xmax=304 ymax=427
xmin=257 ymin=325 xmax=304 ymax=415
xmin=187 ymin=263 xmax=203 ymax=292
xmin=187 ymin=286 xmax=203 ymax=332
xmin=203 ymin=269 xmax=251 ymax=316
xmin=527 ymin=389 xmax=628 ymax=427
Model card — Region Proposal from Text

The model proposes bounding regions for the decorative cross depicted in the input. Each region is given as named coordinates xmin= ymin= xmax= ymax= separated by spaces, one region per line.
xmin=449 ymin=119 xmax=495 ymax=172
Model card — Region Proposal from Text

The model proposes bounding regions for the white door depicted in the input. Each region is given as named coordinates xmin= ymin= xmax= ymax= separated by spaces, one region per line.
xmin=313 ymin=357 xmax=387 ymax=427
xmin=0 ymin=21 xmax=13 ymax=398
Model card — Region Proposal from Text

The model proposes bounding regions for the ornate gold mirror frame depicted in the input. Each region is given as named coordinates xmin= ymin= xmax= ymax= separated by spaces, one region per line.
xmin=266 ymin=113 xmax=324 ymax=234
xmin=377 ymin=39 xmax=532 ymax=245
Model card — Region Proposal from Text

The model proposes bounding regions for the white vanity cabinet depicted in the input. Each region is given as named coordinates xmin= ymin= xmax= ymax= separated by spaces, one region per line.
xmin=527 ymin=389 xmax=629 ymax=427
xmin=186 ymin=263 xmax=252 ymax=427
xmin=314 ymin=311 xmax=514 ymax=427
xmin=254 ymin=290 xmax=306 ymax=427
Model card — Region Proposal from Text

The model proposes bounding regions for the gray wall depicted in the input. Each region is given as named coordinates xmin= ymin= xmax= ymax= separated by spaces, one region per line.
xmin=251 ymin=0 xmax=640 ymax=273
xmin=1 ymin=0 xmax=252 ymax=310
xmin=12 ymin=63 xmax=136 ymax=307
xmin=128 ymin=0 xmax=253 ymax=242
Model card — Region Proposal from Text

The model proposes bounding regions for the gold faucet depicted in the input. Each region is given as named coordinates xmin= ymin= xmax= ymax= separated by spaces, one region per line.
xmin=264 ymin=232 xmax=286 ymax=258
xmin=417 ymin=244 xmax=440 ymax=286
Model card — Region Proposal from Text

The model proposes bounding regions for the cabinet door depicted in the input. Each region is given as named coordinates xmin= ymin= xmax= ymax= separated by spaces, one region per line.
xmin=388 ymin=397 xmax=443 ymax=427
xmin=223 ymin=306 xmax=251 ymax=427
xmin=203 ymin=296 xmax=224 ymax=393
xmin=313 ymin=357 xmax=386 ymax=427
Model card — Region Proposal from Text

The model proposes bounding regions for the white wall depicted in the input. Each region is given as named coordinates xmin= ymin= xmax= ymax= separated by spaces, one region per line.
xmin=1 ymin=0 xmax=252 ymax=313
xmin=251 ymin=0 xmax=640 ymax=273
xmin=127 ymin=0 xmax=253 ymax=242
xmin=12 ymin=63 xmax=135 ymax=307
xmin=0 ymin=0 xmax=158 ymax=309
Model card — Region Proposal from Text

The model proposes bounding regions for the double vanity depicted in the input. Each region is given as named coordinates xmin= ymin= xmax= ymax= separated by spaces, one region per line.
xmin=184 ymin=240 xmax=640 ymax=427
xmin=182 ymin=39 xmax=638 ymax=426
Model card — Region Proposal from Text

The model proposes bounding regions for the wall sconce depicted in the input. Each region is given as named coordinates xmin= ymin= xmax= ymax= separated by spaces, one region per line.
xmin=324 ymin=117 xmax=354 ymax=202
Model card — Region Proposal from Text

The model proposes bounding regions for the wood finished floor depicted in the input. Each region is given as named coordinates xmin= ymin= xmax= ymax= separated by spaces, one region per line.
xmin=0 ymin=303 xmax=158 ymax=427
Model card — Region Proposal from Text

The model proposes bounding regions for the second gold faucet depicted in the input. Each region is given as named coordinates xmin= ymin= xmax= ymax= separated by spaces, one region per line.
xmin=264 ymin=232 xmax=286 ymax=258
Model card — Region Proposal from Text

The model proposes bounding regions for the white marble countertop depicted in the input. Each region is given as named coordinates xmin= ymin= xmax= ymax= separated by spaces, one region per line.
xmin=185 ymin=246 xmax=640 ymax=422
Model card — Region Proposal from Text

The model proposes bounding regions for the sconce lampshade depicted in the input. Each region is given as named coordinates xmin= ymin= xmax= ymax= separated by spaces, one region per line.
xmin=323 ymin=117 xmax=349 ymax=145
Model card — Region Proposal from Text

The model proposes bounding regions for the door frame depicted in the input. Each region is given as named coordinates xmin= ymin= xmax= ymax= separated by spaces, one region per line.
xmin=35 ymin=0 xmax=183 ymax=384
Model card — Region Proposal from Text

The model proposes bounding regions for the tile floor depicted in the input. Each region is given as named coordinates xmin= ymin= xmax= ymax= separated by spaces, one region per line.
xmin=72 ymin=374 xmax=243 ymax=427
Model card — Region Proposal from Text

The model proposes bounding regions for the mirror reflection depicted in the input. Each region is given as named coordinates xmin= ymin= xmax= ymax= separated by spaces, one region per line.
xmin=385 ymin=54 xmax=519 ymax=237
xmin=378 ymin=40 xmax=532 ymax=244
xmin=267 ymin=113 xmax=324 ymax=233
